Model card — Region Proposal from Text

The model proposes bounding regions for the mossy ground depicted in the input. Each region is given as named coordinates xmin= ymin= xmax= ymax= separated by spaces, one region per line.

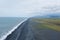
xmin=31 ymin=18 xmax=60 ymax=31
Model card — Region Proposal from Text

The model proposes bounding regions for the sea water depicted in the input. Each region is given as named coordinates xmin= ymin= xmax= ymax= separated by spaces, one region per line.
xmin=0 ymin=17 xmax=25 ymax=39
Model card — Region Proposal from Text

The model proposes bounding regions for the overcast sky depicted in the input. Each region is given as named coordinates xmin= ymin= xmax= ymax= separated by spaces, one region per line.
xmin=0 ymin=0 xmax=60 ymax=17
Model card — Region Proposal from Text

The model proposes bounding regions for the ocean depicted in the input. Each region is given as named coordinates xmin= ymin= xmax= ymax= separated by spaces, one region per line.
xmin=0 ymin=17 xmax=25 ymax=39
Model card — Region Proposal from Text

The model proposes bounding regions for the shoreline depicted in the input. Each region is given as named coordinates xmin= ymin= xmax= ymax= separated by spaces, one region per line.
xmin=0 ymin=18 xmax=28 ymax=40
xmin=5 ymin=18 xmax=34 ymax=40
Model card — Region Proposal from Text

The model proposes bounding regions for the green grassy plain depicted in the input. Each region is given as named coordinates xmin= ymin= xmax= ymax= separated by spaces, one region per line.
xmin=31 ymin=18 xmax=60 ymax=31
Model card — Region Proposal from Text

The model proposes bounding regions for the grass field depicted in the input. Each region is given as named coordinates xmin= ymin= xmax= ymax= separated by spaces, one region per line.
xmin=31 ymin=18 xmax=60 ymax=31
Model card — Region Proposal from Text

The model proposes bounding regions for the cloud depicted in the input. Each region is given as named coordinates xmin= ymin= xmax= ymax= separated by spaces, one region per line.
xmin=0 ymin=0 xmax=60 ymax=17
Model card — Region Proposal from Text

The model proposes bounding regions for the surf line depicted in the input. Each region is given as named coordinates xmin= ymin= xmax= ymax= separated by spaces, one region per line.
xmin=0 ymin=18 xmax=28 ymax=40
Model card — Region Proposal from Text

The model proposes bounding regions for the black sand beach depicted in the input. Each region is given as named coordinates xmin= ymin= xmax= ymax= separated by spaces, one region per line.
xmin=5 ymin=18 xmax=60 ymax=40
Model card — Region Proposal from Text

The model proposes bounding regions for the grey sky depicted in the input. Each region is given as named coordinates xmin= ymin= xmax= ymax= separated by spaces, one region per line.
xmin=0 ymin=0 xmax=60 ymax=17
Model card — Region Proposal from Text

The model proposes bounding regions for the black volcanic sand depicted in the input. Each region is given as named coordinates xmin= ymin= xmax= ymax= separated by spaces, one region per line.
xmin=5 ymin=18 xmax=60 ymax=40
xmin=5 ymin=19 xmax=34 ymax=40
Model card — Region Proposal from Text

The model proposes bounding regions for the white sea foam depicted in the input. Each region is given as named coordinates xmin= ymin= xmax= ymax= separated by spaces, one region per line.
xmin=0 ymin=18 xmax=28 ymax=40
